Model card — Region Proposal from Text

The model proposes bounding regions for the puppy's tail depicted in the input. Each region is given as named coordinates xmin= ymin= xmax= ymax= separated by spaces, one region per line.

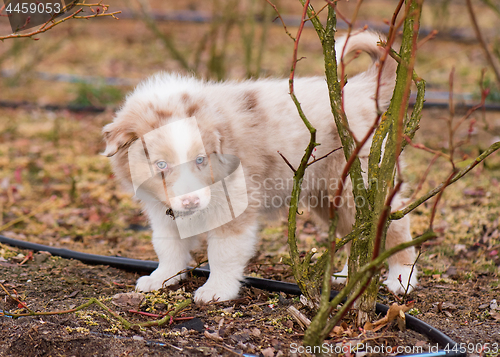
xmin=335 ymin=31 xmax=398 ymax=108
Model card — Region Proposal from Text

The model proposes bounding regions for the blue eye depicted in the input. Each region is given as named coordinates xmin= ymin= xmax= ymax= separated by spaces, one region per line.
xmin=156 ymin=161 xmax=167 ymax=170
xmin=196 ymin=156 xmax=205 ymax=165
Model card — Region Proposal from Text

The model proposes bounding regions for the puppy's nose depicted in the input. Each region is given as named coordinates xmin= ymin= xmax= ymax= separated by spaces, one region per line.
xmin=181 ymin=196 xmax=200 ymax=209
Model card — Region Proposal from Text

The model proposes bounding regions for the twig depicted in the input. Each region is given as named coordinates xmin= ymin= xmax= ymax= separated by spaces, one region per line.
xmin=307 ymin=146 xmax=342 ymax=166
xmin=0 ymin=2 xmax=120 ymax=41
xmin=448 ymin=67 xmax=457 ymax=169
xmin=403 ymin=135 xmax=450 ymax=160
xmin=0 ymin=3 xmax=9 ymax=17
xmin=391 ymin=141 xmax=500 ymax=220
xmin=429 ymin=169 xmax=456 ymax=230
xmin=401 ymin=250 xmax=422 ymax=303
xmin=277 ymin=151 xmax=296 ymax=172
xmin=161 ymin=259 xmax=208 ymax=287
xmin=284 ymin=0 xmax=322 ymax=303
xmin=372 ymin=181 xmax=403 ymax=260
xmin=466 ymin=0 xmax=500 ymax=88
xmin=407 ymin=154 xmax=440 ymax=203
xmin=1 ymin=282 xmax=34 ymax=313
xmin=287 ymin=306 xmax=311 ymax=329
xmin=208 ymin=343 xmax=244 ymax=356
xmin=265 ymin=0 xmax=294 ymax=40
xmin=417 ymin=29 xmax=438 ymax=49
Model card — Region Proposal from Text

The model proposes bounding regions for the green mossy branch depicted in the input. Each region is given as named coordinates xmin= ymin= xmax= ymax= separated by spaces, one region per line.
xmin=283 ymin=0 xmax=323 ymax=304
xmin=348 ymin=0 xmax=423 ymax=327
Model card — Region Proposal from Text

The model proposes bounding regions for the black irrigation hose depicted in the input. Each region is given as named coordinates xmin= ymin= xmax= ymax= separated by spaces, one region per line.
xmin=0 ymin=235 xmax=466 ymax=357
xmin=1 ymin=97 xmax=500 ymax=114
xmin=0 ymin=100 xmax=107 ymax=113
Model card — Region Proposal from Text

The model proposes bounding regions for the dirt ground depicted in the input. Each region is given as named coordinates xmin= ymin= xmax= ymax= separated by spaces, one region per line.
xmin=1 ymin=0 xmax=500 ymax=356
xmin=1 ymin=210 xmax=500 ymax=357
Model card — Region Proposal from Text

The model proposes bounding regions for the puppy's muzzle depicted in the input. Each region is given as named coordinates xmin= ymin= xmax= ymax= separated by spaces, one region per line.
xmin=180 ymin=195 xmax=200 ymax=210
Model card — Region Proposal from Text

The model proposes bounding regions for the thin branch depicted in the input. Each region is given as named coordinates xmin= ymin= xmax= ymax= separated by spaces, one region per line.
xmin=429 ymin=169 xmax=456 ymax=230
xmin=391 ymin=141 xmax=500 ymax=220
xmin=1 ymin=283 xmax=34 ymax=313
xmin=0 ymin=3 xmax=9 ymax=17
xmin=372 ymin=180 xmax=402 ymax=260
xmin=466 ymin=0 xmax=500 ymax=88
xmin=277 ymin=151 xmax=296 ymax=172
xmin=307 ymin=146 xmax=342 ymax=166
xmin=0 ymin=3 xmax=120 ymax=41
xmin=417 ymin=29 xmax=438 ymax=49
xmin=401 ymin=249 xmax=422 ymax=302
xmin=265 ymin=0 xmax=295 ymax=41
xmin=407 ymin=153 xmax=439 ymax=203
xmin=403 ymin=135 xmax=451 ymax=160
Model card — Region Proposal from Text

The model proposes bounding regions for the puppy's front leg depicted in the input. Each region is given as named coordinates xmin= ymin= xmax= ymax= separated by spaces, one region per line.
xmin=136 ymin=222 xmax=197 ymax=292
xmin=194 ymin=223 xmax=258 ymax=303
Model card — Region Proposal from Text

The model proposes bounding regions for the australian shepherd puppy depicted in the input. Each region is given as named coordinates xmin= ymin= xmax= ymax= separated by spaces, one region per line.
xmin=102 ymin=32 xmax=417 ymax=303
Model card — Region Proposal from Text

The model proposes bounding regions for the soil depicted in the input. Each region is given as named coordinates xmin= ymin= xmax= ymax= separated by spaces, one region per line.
xmin=1 ymin=237 xmax=499 ymax=357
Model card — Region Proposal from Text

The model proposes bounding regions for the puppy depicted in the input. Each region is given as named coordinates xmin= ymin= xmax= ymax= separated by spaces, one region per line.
xmin=103 ymin=32 xmax=417 ymax=303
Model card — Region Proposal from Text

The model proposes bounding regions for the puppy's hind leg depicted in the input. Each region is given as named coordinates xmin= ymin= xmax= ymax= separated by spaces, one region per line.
xmin=383 ymin=214 xmax=418 ymax=294
xmin=194 ymin=220 xmax=259 ymax=304
xmin=332 ymin=254 xmax=349 ymax=284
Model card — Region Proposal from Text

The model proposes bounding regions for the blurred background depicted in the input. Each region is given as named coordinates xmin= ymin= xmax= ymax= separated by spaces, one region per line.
xmin=1 ymin=0 xmax=499 ymax=104
xmin=0 ymin=0 xmax=499 ymax=281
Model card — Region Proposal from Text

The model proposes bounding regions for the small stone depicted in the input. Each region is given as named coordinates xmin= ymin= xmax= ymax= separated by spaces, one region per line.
xmin=34 ymin=251 xmax=51 ymax=264
xmin=154 ymin=303 xmax=167 ymax=310
xmin=490 ymin=299 xmax=498 ymax=311
xmin=261 ymin=347 xmax=275 ymax=357
xmin=250 ymin=327 xmax=261 ymax=337
xmin=230 ymin=330 xmax=250 ymax=343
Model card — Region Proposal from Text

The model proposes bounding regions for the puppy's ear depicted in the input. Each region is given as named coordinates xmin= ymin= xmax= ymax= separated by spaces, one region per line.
xmin=102 ymin=122 xmax=138 ymax=157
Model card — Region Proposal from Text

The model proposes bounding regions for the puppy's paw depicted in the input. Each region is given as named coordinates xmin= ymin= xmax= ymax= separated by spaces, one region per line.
xmin=383 ymin=264 xmax=418 ymax=295
xmin=331 ymin=263 xmax=348 ymax=285
xmin=135 ymin=272 xmax=182 ymax=292
xmin=194 ymin=280 xmax=240 ymax=304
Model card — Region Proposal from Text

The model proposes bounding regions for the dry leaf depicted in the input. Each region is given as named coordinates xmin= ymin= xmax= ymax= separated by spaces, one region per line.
xmin=111 ymin=292 xmax=144 ymax=310
xmin=370 ymin=302 xmax=415 ymax=331
xmin=204 ymin=330 xmax=223 ymax=342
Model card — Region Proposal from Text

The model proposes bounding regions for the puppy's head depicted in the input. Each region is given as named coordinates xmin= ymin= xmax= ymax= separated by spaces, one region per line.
xmin=103 ymin=79 xmax=234 ymax=219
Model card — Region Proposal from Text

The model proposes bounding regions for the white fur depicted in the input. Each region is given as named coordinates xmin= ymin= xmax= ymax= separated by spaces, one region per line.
xmin=168 ymin=118 xmax=201 ymax=164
